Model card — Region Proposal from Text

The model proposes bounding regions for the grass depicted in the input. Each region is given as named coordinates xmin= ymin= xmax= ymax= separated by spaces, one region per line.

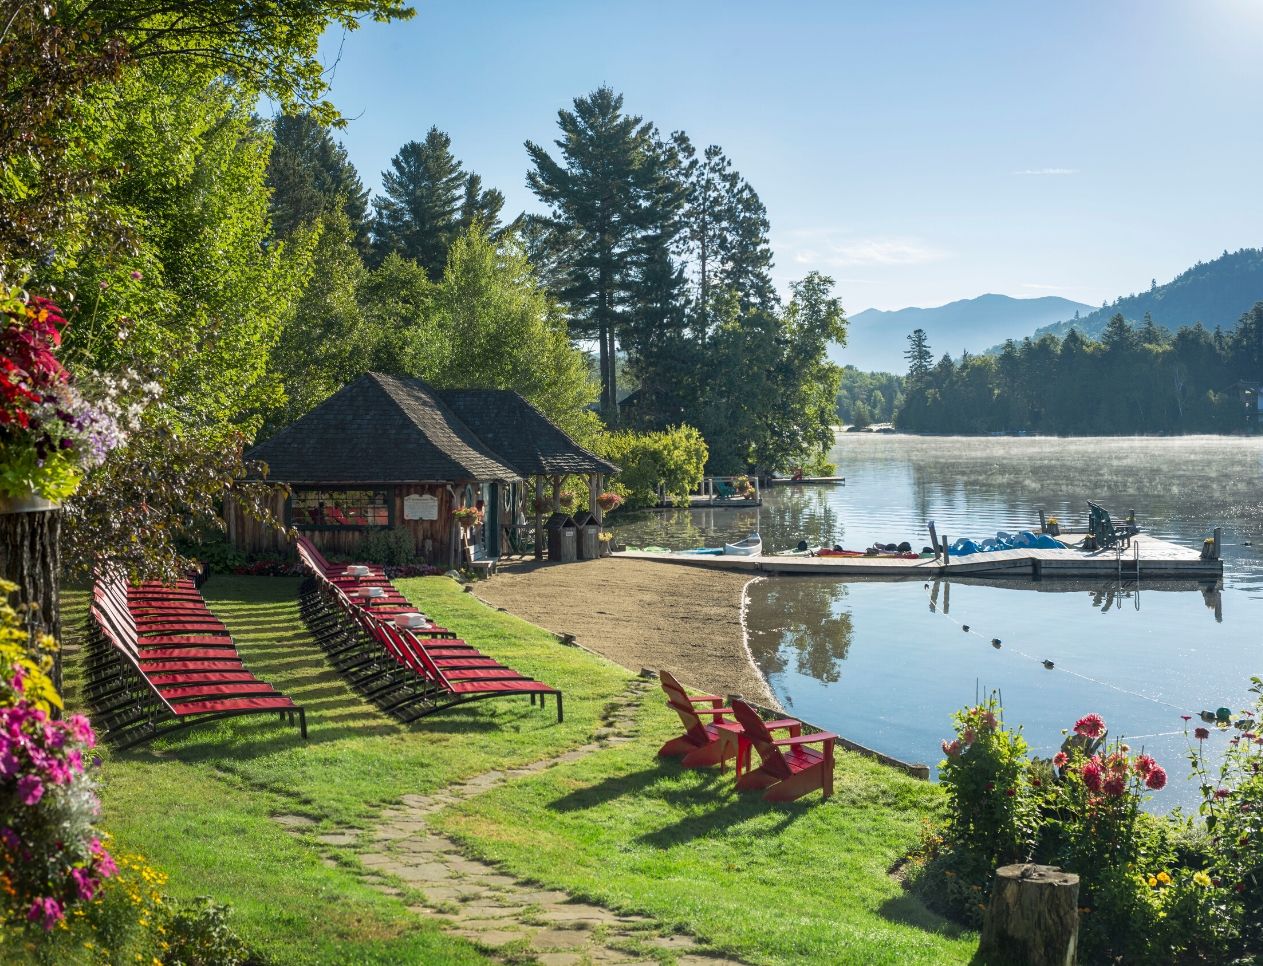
xmin=433 ymin=691 xmax=977 ymax=966
xmin=58 ymin=574 xmax=976 ymax=965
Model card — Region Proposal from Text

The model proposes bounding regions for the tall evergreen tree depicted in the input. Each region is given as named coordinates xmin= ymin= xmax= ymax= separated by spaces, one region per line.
xmin=372 ymin=127 xmax=507 ymax=278
xmin=904 ymin=328 xmax=934 ymax=382
xmin=526 ymin=87 xmax=677 ymax=418
xmin=266 ymin=112 xmax=371 ymax=256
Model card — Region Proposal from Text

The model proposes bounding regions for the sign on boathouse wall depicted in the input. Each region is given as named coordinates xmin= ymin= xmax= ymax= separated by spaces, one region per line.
xmin=404 ymin=493 xmax=439 ymax=521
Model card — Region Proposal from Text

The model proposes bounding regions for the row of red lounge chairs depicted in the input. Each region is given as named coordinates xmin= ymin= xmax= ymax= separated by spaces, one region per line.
xmin=295 ymin=536 xmax=563 ymax=723
xmin=86 ymin=570 xmax=307 ymax=749
xmin=657 ymin=670 xmax=836 ymax=802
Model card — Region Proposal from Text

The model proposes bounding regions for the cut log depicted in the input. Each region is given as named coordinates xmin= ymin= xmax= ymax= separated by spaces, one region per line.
xmin=0 ymin=506 xmax=62 ymax=697
xmin=978 ymin=863 xmax=1079 ymax=966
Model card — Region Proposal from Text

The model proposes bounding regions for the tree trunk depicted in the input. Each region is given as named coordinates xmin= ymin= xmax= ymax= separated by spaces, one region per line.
xmin=978 ymin=863 xmax=1079 ymax=966
xmin=0 ymin=506 xmax=62 ymax=698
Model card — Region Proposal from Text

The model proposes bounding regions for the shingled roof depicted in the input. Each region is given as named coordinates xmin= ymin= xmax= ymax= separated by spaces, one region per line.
xmin=436 ymin=389 xmax=618 ymax=477
xmin=246 ymin=373 xmax=519 ymax=483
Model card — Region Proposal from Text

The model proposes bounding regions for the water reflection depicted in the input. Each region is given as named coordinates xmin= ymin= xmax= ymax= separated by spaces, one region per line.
xmin=613 ymin=436 xmax=1262 ymax=810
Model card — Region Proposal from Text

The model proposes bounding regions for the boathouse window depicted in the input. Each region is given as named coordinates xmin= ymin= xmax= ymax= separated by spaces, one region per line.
xmin=291 ymin=489 xmax=391 ymax=529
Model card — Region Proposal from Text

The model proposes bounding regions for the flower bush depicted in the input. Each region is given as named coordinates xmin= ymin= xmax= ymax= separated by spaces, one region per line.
xmin=451 ymin=506 xmax=483 ymax=527
xmin=0 ymin=582 xmax=116 ymax=938
xmin=595 ymin=491 xmax=622 ymax=513
xmin=912 ymin=699 xmax=1235 ymax=962
xmin=0 ymin=284 xmax=149 ymax=501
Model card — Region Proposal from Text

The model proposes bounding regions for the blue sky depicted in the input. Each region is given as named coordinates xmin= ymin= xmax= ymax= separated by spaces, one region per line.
xmin=313 ymin=0 xmax=1263 ymax=311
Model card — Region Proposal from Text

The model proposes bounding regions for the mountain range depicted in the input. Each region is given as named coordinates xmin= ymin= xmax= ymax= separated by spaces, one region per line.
xmin=827 ymin=294 xmax=1093 ymax=373
xmin=830 ymin=247 xmax=1263 ymax=374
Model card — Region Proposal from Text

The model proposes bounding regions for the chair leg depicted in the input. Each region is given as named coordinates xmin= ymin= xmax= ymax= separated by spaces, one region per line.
xmin=556 ymin=692 xmax=563 ymax=723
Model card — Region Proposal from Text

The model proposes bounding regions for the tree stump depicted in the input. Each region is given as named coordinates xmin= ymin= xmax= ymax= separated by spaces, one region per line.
xmin=978 ymin=863 xmax=1079 ymax=966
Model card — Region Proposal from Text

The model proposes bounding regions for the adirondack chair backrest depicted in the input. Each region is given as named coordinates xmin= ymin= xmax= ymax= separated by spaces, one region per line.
xmin=731 ymin=701 xmax=794 ymax=780
xmin=659 ymin=670 xmax=711 ymax=745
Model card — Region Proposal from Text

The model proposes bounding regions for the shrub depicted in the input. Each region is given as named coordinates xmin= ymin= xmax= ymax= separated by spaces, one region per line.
xmin=357 ymin=527 xmax=415 ymax=566
xmin=599 ymin=425 xmax=708 ymax=509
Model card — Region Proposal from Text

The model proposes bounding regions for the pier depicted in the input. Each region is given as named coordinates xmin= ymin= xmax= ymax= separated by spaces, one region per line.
xmin=615 ymin=533 xmax=1222 ymax=580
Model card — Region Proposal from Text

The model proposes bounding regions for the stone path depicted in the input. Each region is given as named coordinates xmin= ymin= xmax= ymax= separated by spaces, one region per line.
xmin=277 ymin=674 xmax=747 ymax=966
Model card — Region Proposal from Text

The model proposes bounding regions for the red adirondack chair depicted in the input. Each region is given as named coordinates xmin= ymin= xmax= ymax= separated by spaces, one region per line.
xmin=656 ymin=670 xmax=747 ymax=770
xmin=730 ymin=700 xmax=837 ymax=802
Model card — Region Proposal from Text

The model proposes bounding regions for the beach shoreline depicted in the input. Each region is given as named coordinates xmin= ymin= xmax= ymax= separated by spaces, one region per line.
xmin=474 ymin=557 xmax=777 ymax=707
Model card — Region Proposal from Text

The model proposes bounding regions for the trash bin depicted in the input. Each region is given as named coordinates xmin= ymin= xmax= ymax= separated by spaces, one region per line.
xmin=546 ymin=513 xmax=577 ymax=563
xmin=573 ymin=511 xmax=600 ymax=560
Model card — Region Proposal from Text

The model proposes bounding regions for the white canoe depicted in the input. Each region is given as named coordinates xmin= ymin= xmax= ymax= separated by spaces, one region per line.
xmin=723 ymin=532 xmax=762 ymax=556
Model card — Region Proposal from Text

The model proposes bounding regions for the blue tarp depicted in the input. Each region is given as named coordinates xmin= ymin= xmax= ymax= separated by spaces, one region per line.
xmin=948 ymin=530 xmax=1067 ymax=556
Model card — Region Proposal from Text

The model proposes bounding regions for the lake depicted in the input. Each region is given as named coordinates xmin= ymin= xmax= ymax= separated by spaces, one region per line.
xmin=613 ymin=435 xmax=1263 ymax=809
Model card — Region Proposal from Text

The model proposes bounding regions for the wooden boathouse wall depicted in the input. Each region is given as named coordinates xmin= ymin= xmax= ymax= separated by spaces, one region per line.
xmin=225 ymin=483 xmax=462 ymax=565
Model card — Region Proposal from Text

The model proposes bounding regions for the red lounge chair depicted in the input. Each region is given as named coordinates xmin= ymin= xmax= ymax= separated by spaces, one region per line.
xmin=85 ymin=573 xmax=307 ymax=748
xmin=656 ymin=670 xmax=746 ymax=770
xmin=730 ymin=700 xmax=837 ymax=802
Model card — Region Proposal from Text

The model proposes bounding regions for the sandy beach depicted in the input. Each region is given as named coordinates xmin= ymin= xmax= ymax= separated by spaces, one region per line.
xmin=474 ymin=557 xmax=776 ymax=706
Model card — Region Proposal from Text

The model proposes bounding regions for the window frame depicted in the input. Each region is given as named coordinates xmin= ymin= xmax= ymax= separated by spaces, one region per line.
xmin=288 ymin=486 xmax=395 ymax=532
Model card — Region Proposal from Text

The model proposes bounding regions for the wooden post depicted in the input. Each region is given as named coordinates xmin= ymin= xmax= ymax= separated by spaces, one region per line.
xmin=979 ymin=863 xmax=1079 ymax=966
xmin=533 ymin=476 xmax=544 ymax=561
xmin=927 ymin=521 xmax=940 ymax=561
xmin=590 ymin=474 xmax=602 ymax=527
xmin=940 ymin=535 xmax=950 ymax=564
xmin=1038 ymin=508 xmax=1047 ymax=533
xmin=551 ymin=475 xmax=563 ymax=512
xmin=1213 ymin=526 xmax=1222 ymax=561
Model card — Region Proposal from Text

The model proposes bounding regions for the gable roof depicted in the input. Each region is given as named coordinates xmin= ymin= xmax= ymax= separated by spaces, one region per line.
xmin=436 ymin=389 xmax=618 ymax=477
xmin=246 ymin=373 xmax=519 ymax=484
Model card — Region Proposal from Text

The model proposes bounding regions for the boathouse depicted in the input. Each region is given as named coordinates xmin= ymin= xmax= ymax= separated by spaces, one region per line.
xmin=227 ymin=373 xmax=617 ymax=568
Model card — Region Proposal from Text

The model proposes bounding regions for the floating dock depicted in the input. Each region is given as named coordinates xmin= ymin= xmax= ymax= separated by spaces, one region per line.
xmin=615 ymin=533 xmax=1222 ymax=580
xmin=765 ymin=476 xmax=846 ymax=486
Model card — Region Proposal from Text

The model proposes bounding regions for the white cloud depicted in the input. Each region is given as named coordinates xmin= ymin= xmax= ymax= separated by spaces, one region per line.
xmin=1014 ymin=167 xmax=1078 ymax=176
xmin=1021 ymin=282 xmax=1063 ymax=290
xmin=827 ymin=239 xmax=946 ymax=265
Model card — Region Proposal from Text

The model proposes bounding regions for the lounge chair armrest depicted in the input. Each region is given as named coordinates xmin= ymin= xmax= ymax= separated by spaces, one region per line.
xmin=763 ymin=719 xmax=803 ymax=734
xmin=772 ymin=733 xmax=838 ymax=747
xmin=684 ymin=694 xmax=724 ymax=705
xmin=695 ymin=707 xmax=735 ymax=717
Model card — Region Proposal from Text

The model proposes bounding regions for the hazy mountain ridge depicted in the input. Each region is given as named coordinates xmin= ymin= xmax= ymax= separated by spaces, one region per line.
xmin=1022 ymin=247 xmax=1263 ymax=344
xmin=828 ymin=293 xmax=1093 ymax=372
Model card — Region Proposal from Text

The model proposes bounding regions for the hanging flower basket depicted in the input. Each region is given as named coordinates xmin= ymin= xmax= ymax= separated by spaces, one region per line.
xmin=596 ymin=492 xmax=623 ymax=513
xmin=558 ymin=492 xmax=575 ymax=509
xmin=0 ymin=491 xmax=61 ymax=515
xmin=452 ymin=507 xmax=483 ymax=527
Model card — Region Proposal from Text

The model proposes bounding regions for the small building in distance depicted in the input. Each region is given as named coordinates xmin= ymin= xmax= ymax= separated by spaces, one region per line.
xmin=228 ymin=373 xmax=616 ymax=567
xmin=1231 ymin=380 xmax=1263 ymax=431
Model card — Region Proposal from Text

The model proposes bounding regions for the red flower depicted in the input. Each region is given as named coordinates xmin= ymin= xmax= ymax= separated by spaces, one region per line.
xmin=1145 ymin=765 xmax=1168 ymax=791
xmin=984 ymin=781 xmax=995 ymax=793
xmin=1214 ymin=787 xmax=1230 ymax=799
xmin=1194 ymin=727 xmax=1211 ymax=741
xmin=1052 ymin=751 xmax=1069 ymax=768
xmin=1134 ymin=754 xmax=1157 ymax=777
xmin=1102 ymin=774 xmax=1126 ymax=797
xmin=1005 ymin=787 xmax=1015 ymax=797
xmin=1081 ymin=757 xmax=1104 ymax=793
xmin=1073 ymin=713 xmax=1106 ymax=739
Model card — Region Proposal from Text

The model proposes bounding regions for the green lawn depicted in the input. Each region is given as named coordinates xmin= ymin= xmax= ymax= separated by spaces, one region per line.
xmin=58 ymin=575 xmax=975 ymax=965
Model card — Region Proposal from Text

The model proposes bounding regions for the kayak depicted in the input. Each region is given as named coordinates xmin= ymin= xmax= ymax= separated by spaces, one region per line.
xmin=724 ymin=532 xmax=762 ymax=555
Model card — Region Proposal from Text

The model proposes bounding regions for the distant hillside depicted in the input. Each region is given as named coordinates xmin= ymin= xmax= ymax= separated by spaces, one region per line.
xmin=828 ymin=293 xmax=1092 ymax=372
xmin=1027 ymin=248 xmax=1263 ymax=343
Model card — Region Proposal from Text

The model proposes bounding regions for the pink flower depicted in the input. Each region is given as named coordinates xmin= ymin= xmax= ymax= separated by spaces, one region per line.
xmin=1103 ymin=774 xmax=1126 ymax=797
xmin=69 ymin=867 xmax=97 ymax=901
xmin=129 ymin=270 xmax=143 ymax=280
xmin=1195 ymin=727 xmax=1211 ymax=741
xmin=980 ymin=710 xmax=997 ymax=730
xmin=1215 ymin=787 xmax=1231 ymax=800
xmin=1052 ymin=751 xmax=1069 ymax=768
xmin=1181 ymin=715 xmax=1192 ymax=721
xmin=941 ymin=738 xmax=961 ymax=757
xmin=962 ymin=728 xmax=977 ymax=746
xmin=26 ymin=896 xmax=62 ymax=931
xmin=17 ymin=774 xmax=43 ymax=805
xmin=1134 ymin=754 xmax=1157 ymax=777
xmin=1081 ymin=757 xmax=1104 ymax=793
xmin=1146 ymin=765 xmax=1168 ymax=791
xmin=1074 ymin=713 xmax=1106 ymax=739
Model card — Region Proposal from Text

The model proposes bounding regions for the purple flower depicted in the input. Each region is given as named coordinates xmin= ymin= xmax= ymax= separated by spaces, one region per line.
xmin=17 ymin=774 xmax=43 ymax=805
xmin=129 ymin=270 xmax=143 ymax=280
xmin=27 ymin=896 xmax=63 ymax=931
xmin=0 ymin=827 xmax=19 ymax=851
xmin=69 ymin=867 xmax=97 ymax=901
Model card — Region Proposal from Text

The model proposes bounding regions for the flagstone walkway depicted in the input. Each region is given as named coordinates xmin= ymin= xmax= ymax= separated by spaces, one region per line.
xmin=276 ymin=673 xmax=747 ymax=965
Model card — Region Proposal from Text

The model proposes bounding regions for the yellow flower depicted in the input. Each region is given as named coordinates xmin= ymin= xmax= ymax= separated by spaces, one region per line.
xmin=1193 ymin=871 xmax=1212 ymax=888
xmin=1157 ymin=870 xmax=1172 ymax=885
xmin=1147 ymin=876 xmax=1158 ymax=888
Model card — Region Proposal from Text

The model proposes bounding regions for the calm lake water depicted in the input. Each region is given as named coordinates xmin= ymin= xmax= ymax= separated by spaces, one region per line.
xmin=614 ymin=435 xmax=1263 ymax=809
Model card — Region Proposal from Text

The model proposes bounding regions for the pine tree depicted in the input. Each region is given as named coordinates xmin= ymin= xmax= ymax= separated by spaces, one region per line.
xmin=526 ymin=87 xmax=676 ymax=418
xmin=372 ymin=127 xmax=508 ymax=278
xmin=266 ymin=112 xmax=371 ymax=256
xmin=904 ymin=328 xmax=933 ymax=382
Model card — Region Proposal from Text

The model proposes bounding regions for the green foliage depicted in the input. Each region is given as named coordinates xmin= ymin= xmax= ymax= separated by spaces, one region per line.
xmin=356 ymin=527 xmax=416 ymax=566
xmin=897 ymin=304 xmax=1263 ymax=434
xmin=836 ymin=366 xmax=903 ymax=425
xmin=371 ymin=127 xmax=508 ymax=277
xmin=164 ymin=896 xmax=253 ymax=966
xmin=599 ymin=425 xmax=708 ymax=508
